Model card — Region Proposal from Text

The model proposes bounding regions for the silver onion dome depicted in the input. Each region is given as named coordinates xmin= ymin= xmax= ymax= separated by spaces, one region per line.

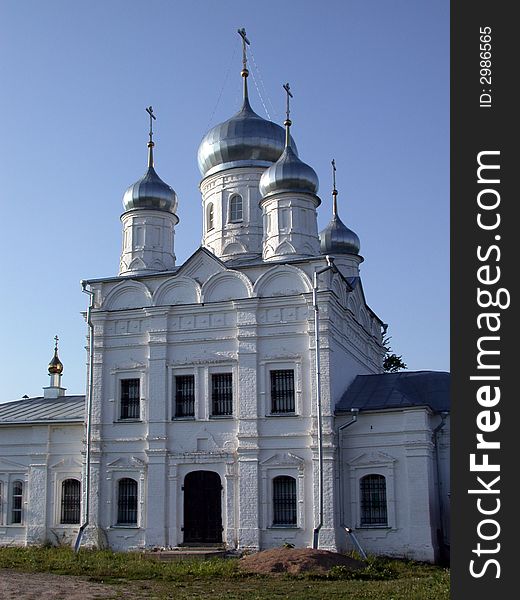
xmin=319 ymin=214 xmax=360 ymax=255
xmin=259 ymin=144 xmax=319 ymax=199
xmin=123 ymin=165 xmax=178 ymax=214
xmin=197 ymin=98 xmax=297 ymax=178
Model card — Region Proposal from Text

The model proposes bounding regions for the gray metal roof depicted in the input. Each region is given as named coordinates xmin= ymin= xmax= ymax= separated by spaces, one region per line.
xmin=197 ymin=96 xmax=296 ymax=178
xmin=0 ymin=395 xmax=85 ymax=424
xmin=336 ymin=371 xmax=450 ymax=413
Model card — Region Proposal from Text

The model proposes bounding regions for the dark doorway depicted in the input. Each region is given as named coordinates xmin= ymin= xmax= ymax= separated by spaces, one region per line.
xmin=183 ymin=470 xmax=223 ymax=544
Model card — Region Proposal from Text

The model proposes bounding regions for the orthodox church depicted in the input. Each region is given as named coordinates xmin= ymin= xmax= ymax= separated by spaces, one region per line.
xmin=0 ymin=35 xmax=450 ymax=562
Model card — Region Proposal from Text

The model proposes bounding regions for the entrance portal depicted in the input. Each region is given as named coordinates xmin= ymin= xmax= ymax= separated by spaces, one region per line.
xmin=183 ymin=470 xmax=223 ymax=544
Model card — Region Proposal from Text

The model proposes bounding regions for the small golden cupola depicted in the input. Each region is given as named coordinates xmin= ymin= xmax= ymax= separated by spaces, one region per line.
xmin=44 ymin=335 xmax=66 ymax=398
xmin=48 ymin=335 xmax=64 ymax=375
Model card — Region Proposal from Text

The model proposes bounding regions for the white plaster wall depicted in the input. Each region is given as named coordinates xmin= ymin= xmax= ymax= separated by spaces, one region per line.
xmin=337 ymin=409 xmax=443 ymax=562
xmin=0 ymin=423 xmax=83 ymax=546
xmin=0 ymin=245 xmax=443 ymax=560
xmin=200 ymin=168 xmax=265 ymax=259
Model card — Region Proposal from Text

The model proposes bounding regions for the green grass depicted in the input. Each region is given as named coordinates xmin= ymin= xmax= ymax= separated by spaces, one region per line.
xmin=0 ymin=547 xmax=450 ymax=600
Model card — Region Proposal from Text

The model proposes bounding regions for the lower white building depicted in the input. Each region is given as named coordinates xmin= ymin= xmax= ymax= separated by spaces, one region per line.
xmin=0 ymin=48 xmax=450 ymax=562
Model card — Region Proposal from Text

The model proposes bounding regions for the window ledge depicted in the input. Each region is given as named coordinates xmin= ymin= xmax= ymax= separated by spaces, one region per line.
xmin=172 ymin=416 xmax=196 ymax=421
xmin=267 ymin=525 xmax=300 ymax=530
xmin=209 ymin=415 xmax=233 ymax=419
xmin=356 ymin=525 xmax=391 ymax=530
xmin=115 ymin=419 xmax=142 ymax=423
xmin=110 ymin=525 xmax=140 ymax=529
xmin=267 ymin=413 xmax=298 ymax=418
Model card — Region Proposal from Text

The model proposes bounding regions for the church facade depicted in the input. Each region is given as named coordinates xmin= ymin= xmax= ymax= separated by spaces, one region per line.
xmin=0 ymin=45 xmax=450 ymax=562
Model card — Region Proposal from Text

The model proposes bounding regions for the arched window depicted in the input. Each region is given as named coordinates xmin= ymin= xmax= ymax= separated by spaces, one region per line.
xmin=60 ymin=479 xmax=81 ymax=524
xmin=360 ymin=474 xmax=388 ymax=526
xmin=207 ymin=203 xmax=214 ymax=231
xmin=117 ymin=478 xmax=138 ymax=525
xmin=11 ymin=480 xmax=23 ymax=524
xmin=272 ymin=475 xmax=297 ymax=526
xmin=229 ymin=195 xmax=243 ymax=222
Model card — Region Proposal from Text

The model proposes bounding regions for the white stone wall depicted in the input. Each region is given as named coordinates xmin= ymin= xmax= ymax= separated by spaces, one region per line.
xmin=337 ymin=408 xmax=450 ymax=562
xmin=200 ymin=168 xmax=265 ymax=260
xmin=79 ymin=250 xmax=388 ymax=554
xmin=119 ymin=209 xmax=178 ymax=276
xmin=0 ymin=246 xmax=446 ymax=562
xmin=261 ymin=192 xmax=321 ymax=261
xmin=0 ymin=423 xmax=83 ymax=546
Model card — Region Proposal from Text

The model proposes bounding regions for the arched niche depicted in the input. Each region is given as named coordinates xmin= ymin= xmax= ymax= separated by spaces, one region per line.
xmin=202 ymin=270 xmax=253 ymax=302
xmin=154 ymin=277 xmax=201 ymax=306
xmin=347 ymin=293 xmax=359 ymax=318
xmin=103 ymin=281 xmax=152 ymax=310
xmin=253 ymin=265 xmax=312 ymax=298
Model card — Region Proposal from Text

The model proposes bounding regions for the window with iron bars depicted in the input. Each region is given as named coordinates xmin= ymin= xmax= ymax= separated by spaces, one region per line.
xmin=11 ymin=480 xmax=23 ymax=524
xmin=211 ymin=373 xmax=233 ymax=416
xmin=60 ymin=479 xmax=81 ymax=524
xmin=360 ymin=474 xmax=388 ymax=526
xmin=270 ymin=369 xmax=295 ymax=414
xmin=272 ymin=476 xmax=297 ymax=526
xmin=120 ymin=378 xmax=140 ymax=420
xmin=174 ymin=375 xmax=195 ymax=418
xmin=117 ymin=478 xmax=138 ymax=525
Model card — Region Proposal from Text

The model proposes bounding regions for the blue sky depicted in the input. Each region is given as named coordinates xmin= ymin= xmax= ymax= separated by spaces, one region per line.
xmin=0 ymin=0 xmax=449 ymax=401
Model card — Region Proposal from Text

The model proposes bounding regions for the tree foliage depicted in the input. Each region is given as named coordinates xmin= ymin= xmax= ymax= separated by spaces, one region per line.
xmin=382 ymin=334 xmax=407 ymax=373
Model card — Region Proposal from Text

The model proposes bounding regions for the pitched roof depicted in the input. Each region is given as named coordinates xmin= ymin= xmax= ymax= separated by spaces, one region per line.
xmin=336 ymin=371 xmax=450 ymax=413
xmin=0 ymin=395 xmax=85 ymax=424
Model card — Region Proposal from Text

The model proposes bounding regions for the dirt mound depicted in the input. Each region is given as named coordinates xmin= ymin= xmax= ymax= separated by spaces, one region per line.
xmin=239 ymin=547 xmax=365 ymax=575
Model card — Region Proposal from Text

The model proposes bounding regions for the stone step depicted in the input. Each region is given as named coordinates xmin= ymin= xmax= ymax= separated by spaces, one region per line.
xmin=144 ymin=548 xmax=228 ymax=561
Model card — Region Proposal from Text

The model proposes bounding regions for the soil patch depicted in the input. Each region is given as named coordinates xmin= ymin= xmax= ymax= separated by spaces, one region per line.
xmin=239 ymin=547 xmax=365 ymax=575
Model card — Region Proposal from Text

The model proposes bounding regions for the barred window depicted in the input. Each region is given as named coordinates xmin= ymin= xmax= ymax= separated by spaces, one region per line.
xmin=273 ymin=476 xmax=297 ymax=526
xmin=360 ymin=474 xmax=388 ymax=526
xmin=175 ymin=375 xmax=195 ymax=417
xmin=207 ymin=203 xmax=214 ymax=230
xmin=117 ymin=478 xmax=138 ymax=525
xmin=270 ymin=370 xmax=295 ymax=414
xmin=11 ymin=480 xmax=23 ymax=524
xmin=229 ymin=195 xmax=243 ymax=222
xmin=120 ymin=378 xmax=140 ymax=420
xmin=60 ymin=479 xmax=81 ymax=524
xmin=211 ymin=373 xmax=233 ymax=416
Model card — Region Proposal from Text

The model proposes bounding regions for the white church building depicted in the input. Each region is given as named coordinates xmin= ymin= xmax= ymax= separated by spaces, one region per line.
xmin=0 ymin=39 xmax=450 ymax=562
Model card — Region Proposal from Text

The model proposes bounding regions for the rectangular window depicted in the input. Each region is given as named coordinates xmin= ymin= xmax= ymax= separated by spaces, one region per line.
xmin=360 ymin=474 xmax=388 ymax=526
xmin=211 ymin=373 xmax=233 ymax=416
xmin=270 ymin=370 xmax=295 ymax=414
xmin=175 ymin=375 xmax=195 ymax=418
xmin=60 ymin=479 xmax=81 ymax=524
xmin=11 ymin=481 xmax=23 ymax=524
xmin=117 ymin=478 xmax=138 ymax=525
xmin=120 ymin=378 xmax=140 ymax=420
xmin=229 ymin=195 xmax=243 ymax=222
xmin=273 ymin=476 xmax=297 ymax=526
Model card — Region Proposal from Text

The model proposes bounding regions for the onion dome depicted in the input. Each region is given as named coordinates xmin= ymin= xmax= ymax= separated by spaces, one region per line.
xmin=197 ymin=99 xmax=296 ymax=178
xmin=197 ymin=101 xmax=294 ymax=178
xmin=319 ymin=160 xmax=360 ymax=255
xmin=259 ymin=83 xmax=319 ymax=199
xmin=197 ymin=32 xmax=296 ymax=179
xmin=259 ymin=144 xmax=319 ymax=198
xmin=320 ymin=214 xmax=360 ymax=255
xmin=48 ymin=336 xmax=63 ymax=375
xmin=123 ymin=165 xmax=178 ymax=214
xmin=123 ymin=108 xmax=178 ymax=214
